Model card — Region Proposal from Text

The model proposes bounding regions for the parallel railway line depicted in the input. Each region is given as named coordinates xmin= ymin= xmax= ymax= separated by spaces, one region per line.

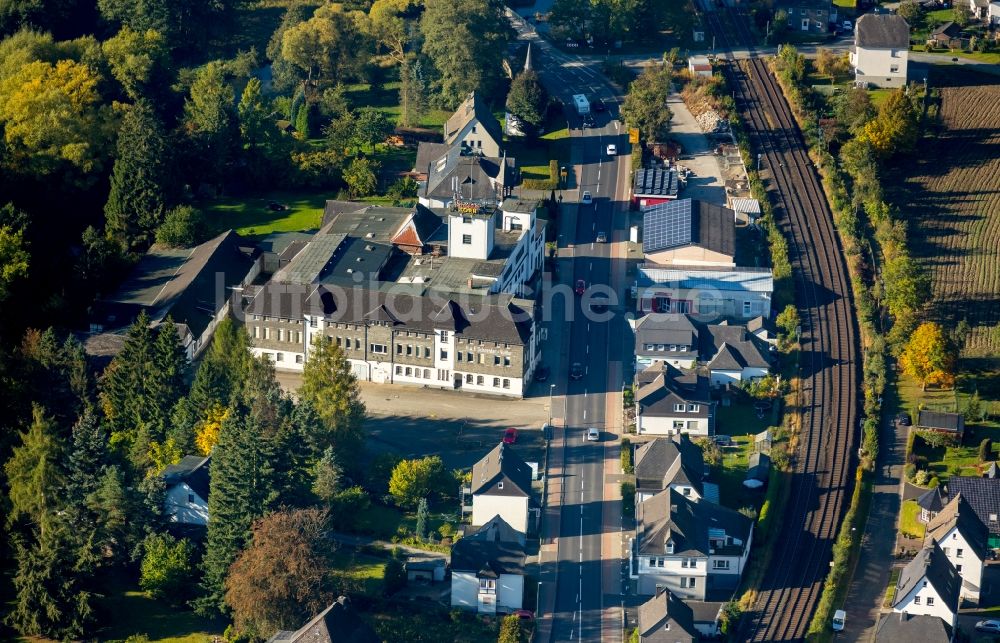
xmin=700 ymin=9 xmax=861 ymax=641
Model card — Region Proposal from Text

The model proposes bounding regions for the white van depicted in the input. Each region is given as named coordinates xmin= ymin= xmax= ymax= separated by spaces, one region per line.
xmin=832 ymin=609 xmax=846 ymax=632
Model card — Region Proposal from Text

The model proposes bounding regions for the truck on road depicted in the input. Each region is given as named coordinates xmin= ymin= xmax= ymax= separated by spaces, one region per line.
xmin=572 ymin=94 xmax=590 ymax=115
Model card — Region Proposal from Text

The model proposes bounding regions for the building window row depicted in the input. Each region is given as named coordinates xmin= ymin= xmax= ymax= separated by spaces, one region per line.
xmin=395 ymin=365 xmax=433 ymax=379
xmin=672 ymin=403 xmax=701 ymax=413
xmin=643 ymin=343 xmax=689 ymax=353
xmin=456 ymin=352 xmax=512 ymax=367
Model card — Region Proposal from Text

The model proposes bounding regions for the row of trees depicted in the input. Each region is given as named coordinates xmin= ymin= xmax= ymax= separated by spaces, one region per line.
xmin=547 ymin=0 xmax=694 ymax=46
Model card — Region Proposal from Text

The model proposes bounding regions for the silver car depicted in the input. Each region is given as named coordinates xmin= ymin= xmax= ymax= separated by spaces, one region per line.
xmin=587 ymin=427 xmax=600 ymax=441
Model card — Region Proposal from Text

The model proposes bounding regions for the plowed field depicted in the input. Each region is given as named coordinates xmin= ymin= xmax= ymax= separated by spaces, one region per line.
xmin=892 ymin=71 xmax=1000 ymax=356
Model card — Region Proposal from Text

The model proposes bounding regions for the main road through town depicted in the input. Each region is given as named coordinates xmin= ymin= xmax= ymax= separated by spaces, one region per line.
xmin=507 ymin=11 xmax=633 ymax=642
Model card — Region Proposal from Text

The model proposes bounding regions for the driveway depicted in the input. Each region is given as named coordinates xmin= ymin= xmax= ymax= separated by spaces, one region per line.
xmin=666 ymin=92 xmax=727 ymax=205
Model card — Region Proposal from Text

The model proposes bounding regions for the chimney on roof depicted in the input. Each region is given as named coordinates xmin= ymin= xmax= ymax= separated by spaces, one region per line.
xmin=655 ymin=585 xmax=667 ymax=598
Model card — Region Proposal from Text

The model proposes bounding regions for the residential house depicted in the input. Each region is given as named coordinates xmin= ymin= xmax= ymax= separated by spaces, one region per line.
xmin=927 ymin=22 xmax=966 ymax=49
xmin=450 ymin=515 xmax=526 ymax=614
xmin=632 ymin=489 xmax=753 ymax=598
xmin=633 ymin=313 xmax=699 ymax=370
xmin=925 ymin=493 xmax=990 ymax=603
xmin=418 ymin=145 xmax=517 ymax=209
xmin=266 ymin=596 xmax=379 ymax=643
xmin=635 ymin=362 xmax=716 ymax=437
xmin=443 ymin=92 xmax=504 ymax=157
xmin=469 ymin=442 xmax=536 ymax=536
xmin=775 ymin=0 xmax=835 ymax=33
xmin=851 ymin=14 xmax=910 ymax=88
xmin=874 ymin=612 xmax=953 ymax=643
xmin=701 ymin=322 xmax=773 ymax=387
xmin=889 ymin=541 xmax=961 ymax=627
xmin=161 ymin=455 xmax=210 ymax=526
xmin=635 ymin=265 xmax=774 ymax=320
xmin=747 ymin=315 xmax=778 ymax=345
xmin=916 ymin=410 xmax=966 ymax=441
xmin=946 ymin=475 xmax=1000 ymax=547
xmin=91 ymin=230 xmax=260 ymax=360
xmin=970 ymin=0 xmax=990 ymax=19
xmin=642 ymin=199 xmax=736 ymax=268
xmin=632 ymin=168 xmax=681 ymax=208
xmin=990 ymin=1 xmax=1000 ymax=25
xmin=637 ymin=591 xmax=724 ymax=642
xmin=634 ymin=435 xmax=715 ymax=504
xmin=915 ymin=486 xmax=947 ymax=524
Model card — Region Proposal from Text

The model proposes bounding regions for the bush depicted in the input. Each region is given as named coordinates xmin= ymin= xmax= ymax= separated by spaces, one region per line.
xmin=621 ymin=438 xmax=633 ymax=474
xmin=155 ymin=205 xmax=206 ymax=248
xmin=621 ymin=481 xmax=635 ymax=517
xmin=383 ymin=555 xmax=406 ymax=596
xmin=388 ymin=176 xmax=419 ymax=198
xmin=438 ymin=523 xmax=455 ymax=540
xmin=139 ymin=533 xmax=195 ymax=603
xmin=914 ymin=469 xmax=929 ymax=486
xmin=979 ymin=438 xmax=992 ymax=463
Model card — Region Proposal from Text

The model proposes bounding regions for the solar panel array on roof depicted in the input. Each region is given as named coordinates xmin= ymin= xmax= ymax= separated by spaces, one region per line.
xmin=633 ymin=168 xmax=679 ymax=197
xmin=643 ymin=199 xmax=693 ymax=254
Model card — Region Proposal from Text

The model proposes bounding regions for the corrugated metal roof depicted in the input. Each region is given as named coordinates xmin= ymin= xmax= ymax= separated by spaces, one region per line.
xmin=637 ymin=266 xmax=774 ymax=293
xmin=730 ymin=197 xmax=761 ymax=215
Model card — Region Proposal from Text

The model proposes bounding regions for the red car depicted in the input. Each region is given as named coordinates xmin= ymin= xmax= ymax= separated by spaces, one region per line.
xmin=514 ymin=609 xmax=535 ymax=620
xmin=503 ymin=427 xmax=518 ymax=444
xmin=574 ymin=279 xmax=586 ymax=295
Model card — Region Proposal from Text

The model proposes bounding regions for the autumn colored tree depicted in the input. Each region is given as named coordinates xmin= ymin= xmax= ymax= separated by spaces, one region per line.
xmin=900 ymin=322 xmax=956 ymax=390
xmin=388 ymin=455 xmax=448 ymax=508
xmin=224 ymin=508 xmax=337 ymax=639
xmin=194 ymin=405 xmax=229 ymax=455
xmin=499 ymin=614 xmax=523 ymax=643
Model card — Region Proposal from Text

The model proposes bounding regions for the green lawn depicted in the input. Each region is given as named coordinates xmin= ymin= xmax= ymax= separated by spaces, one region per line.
xmin=331 ymin=550 xmax=387 ymax=597
xmin=203 ymin=189 xmax=328 ymax=238
xmin=353 ymin=503 xmax=406 ymax=539
xmin=869 ymin=88 xmax=894 ymax=108
xmin=93 ymin=589 xmax=225 ymax=643
xmin=506 ymin=115 xmax=570 ymax=182
xmin=882 ymin=568 xmax=901 ymax=608
xmin=917 ymin=49 xmax=1000 ymax=65
xmin=899 ymin=499 xmax=926 ymax=539
xmin=344 ymin=82 xmax=452 ymax=130
xmin=716 ymin=399 xmax=778 ymax=437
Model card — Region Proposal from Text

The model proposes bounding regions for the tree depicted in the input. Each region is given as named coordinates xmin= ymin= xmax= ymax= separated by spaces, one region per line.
xmin=388 ymin=455 xmax=447 ymax=508
xmin=0 ymin=57 xmax=114 ymax=178
xmin=900 ymin=322 xmax=956 ymax=390
xmin=102 ymin=26 xmax=169 ymax=100
xmin=398 ymin=56 xmax=427 ymax=128
xmin=0 ymin=212 xmax=29 ymax=301
xmin=96 ymin=0 xmax=236 ymax=50
xmin=355 ymin=108 xmax=394 ymax=152
xmin=953 ymin=5 xmax=970 ymax=26
xmin=620 ymin=62 xmax=673 ymax=143
xmin=775 ymin=304 xmax=800 ymax=339
xmin=368 ymin=0 xmax=416 ymax=65
xmin=198 ymin=384 xmax=283 ymax=615
xmin=343 ymin=157 xmax=380 ymax=197
xmin=897 ymin=1 xmax=925 ymax=28
xmin=420 ymin=0 xmax=514 ymax=105
xmin=194 ymin=404 xmax=229 ymax=455
xmin=182 ymin=61 xmax=236 ymax=187
xmin=85 ymin=464 xmax=151 ymax=565
xmin=224 ymin=508 xmax=337 ymax=639
xmin=5 ymin=405 xmax=63 ymax=530
xmin=104 ymin=102 xmax=171 ymax=249
xmin=833 ymin=87 xmax=875 ymax=136
xmin=415 ymin=497 xmax=429 ymax=541
xmin=311 ymin=446 xmax=343 ymax=503
xmin=978 ymin=437 xmax=992 ymax=463
xmin=326 ymin=111 xmax=359 ymax=152
xmin=860 ymin=88 xmax=920 ymax=159
xmin=281 ymin=6 xmax=371 ymax=91
xmin=156 ymin=205 xmax=206 ymax=247
xmin=506 ymin=69 xmax=548 ymax=134
xmin=499 ymin=614 xmax=523 ymax=643
xmin=239 ymin=76 xmax=292 ymax=187
xmin=140 ymin=533 xmax=195 ymax=602
xmin=382 ymin=550 xmax=406 ymax=596
xmin=299 ymin=337 xmax=367 ymax=465
xmin=7 ymin=524 xmax=96 ymax=639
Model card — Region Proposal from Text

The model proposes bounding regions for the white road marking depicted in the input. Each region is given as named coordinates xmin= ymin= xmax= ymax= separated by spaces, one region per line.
xmin=583 ymin=409 xmax=587 ymax=419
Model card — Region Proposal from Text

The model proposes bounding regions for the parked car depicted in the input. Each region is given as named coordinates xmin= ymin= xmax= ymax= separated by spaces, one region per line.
xmin=515 ymin=609 xmax=535 ymax=620
xmin=896 ymin=413 xmax=912 ymax=426
xmin=581 ymin=191 xmax=593 ymax=205
xmin=535 ymin=366 xmax=550 ymax=382
xmin=596 ymin=231 xmax=607 ymax=243
xmin=268 ymin=200 xmax=288 ymax=211
xmin=606 ymin=143 xmax=617 ymax=155
xmin=587 ymin=427 xmax=600 ymax=441
xmin=503 ymin=427 xmax=518 ymax=444
xmin=574 ymin=279 xmax=586 ymax=295
xmin=570 ymin=363 xmax=584 ymax=380
xmin=714 ymin=434 xmax=734 ymax=447
xmin=593 ymin=99 xmax=606 ymax=112
xmin=976 ymin=620 xmax=1000 ymax=633
xmin=832 ymin=610 xmax=846 ymax=632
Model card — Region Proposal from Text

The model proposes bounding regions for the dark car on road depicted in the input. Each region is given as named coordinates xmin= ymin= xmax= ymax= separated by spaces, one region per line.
xmin=896 ymin=413 xmax=912 ymax=426
xmin=574 ymin=279 xmax=586 ymax=295
xmin=570 ymin=363 xmax=584 ymax=380
xmin=535 ymin=366 xmax=550 ymax=382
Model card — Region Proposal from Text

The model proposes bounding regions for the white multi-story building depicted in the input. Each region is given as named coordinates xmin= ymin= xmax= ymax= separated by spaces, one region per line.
xmin=635 ymin=362 xmax=716 ymax=437
xmin=925 ymin=493 xmax=989 ymax=603
xmin=468 ymin=443 xmax=536 ymax=536
xmin=851 ymin=14 xmax=910 ymax=88
xmin=890 ymin=541 xmax=961 ymax=627
xmin=450 ymin=516 xmax=526 ymax=615
xmin=632 ymin=489 xmax=753 ymax=598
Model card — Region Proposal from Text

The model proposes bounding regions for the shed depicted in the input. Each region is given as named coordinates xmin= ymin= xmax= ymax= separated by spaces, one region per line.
xmin=916 ymin=410 xmax=965 ymax=441
xmin=744 ymin=452 xmax=771 ymax=488
xmin=406 ymin=558 xmax=447 ymax=583
xmin=688 ymin=55 xmax=713 ymax=77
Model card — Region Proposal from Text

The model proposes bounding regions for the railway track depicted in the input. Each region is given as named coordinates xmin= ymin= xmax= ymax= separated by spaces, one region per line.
xmin=700 ymin=8 xmax=861 ymax=641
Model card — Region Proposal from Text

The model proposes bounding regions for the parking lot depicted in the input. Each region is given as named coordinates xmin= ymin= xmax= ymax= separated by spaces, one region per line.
xmin=665 ymin=92 xmax=727 ymax=205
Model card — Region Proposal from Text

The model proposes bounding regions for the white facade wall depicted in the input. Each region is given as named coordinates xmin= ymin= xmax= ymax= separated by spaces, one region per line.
xmin=471 ymin=495 xmax=529 ymax=534
xmin=637 ymin=413 xmax=710 ymax=437
xmin=635 ymin=354 xmax=697 ymax=370
xmin=497 ymin=574 xmax=525 ymax=612
xmin=450 ymin=571 xmax=523 ymax=613
xmin=851 ymin=46 xmax=909 ymax=88
xmin=448 ymin=214 xmax=494 ymax=260
xmin=164 ymin=483 xmax=208 ymax=526
xmin=455 ymin=121 xmax=501 ymax=157
xmin=893 ymin=582 xmax=956 ymax=626
xmin=451 ymin=572 xmax=480 ymax=610
xmin=253 ymin=347 xmax=306 ymax=371
xmin=710 ymin=369 xmax=743 ymax=387
xmin=637 ymin=555 xmax=709 ymax=599
xmin=939 ymin=528 xmax=984 ymax=601
xmin=454 ymin=370 xmax=525 ymax=397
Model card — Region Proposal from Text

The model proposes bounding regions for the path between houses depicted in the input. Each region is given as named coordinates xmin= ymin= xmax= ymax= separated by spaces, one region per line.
xmin=840 ymin=419 xmax=909 ymax=641
xmin=329 ymin=531 xmax=449 ymax=562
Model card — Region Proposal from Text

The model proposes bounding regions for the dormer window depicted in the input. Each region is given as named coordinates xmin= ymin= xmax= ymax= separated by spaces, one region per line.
xmin=674 ymin=403 xmax=685 ymax=412
xmin=498 ymin=482 xmax=504 ymax=490
xmin=666 ymin=541 xmax=674 ymax=554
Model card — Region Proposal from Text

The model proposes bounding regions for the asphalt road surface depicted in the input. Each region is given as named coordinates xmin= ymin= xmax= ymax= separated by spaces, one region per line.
xmin=509 ymin=11 xmax=631 ymax=640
